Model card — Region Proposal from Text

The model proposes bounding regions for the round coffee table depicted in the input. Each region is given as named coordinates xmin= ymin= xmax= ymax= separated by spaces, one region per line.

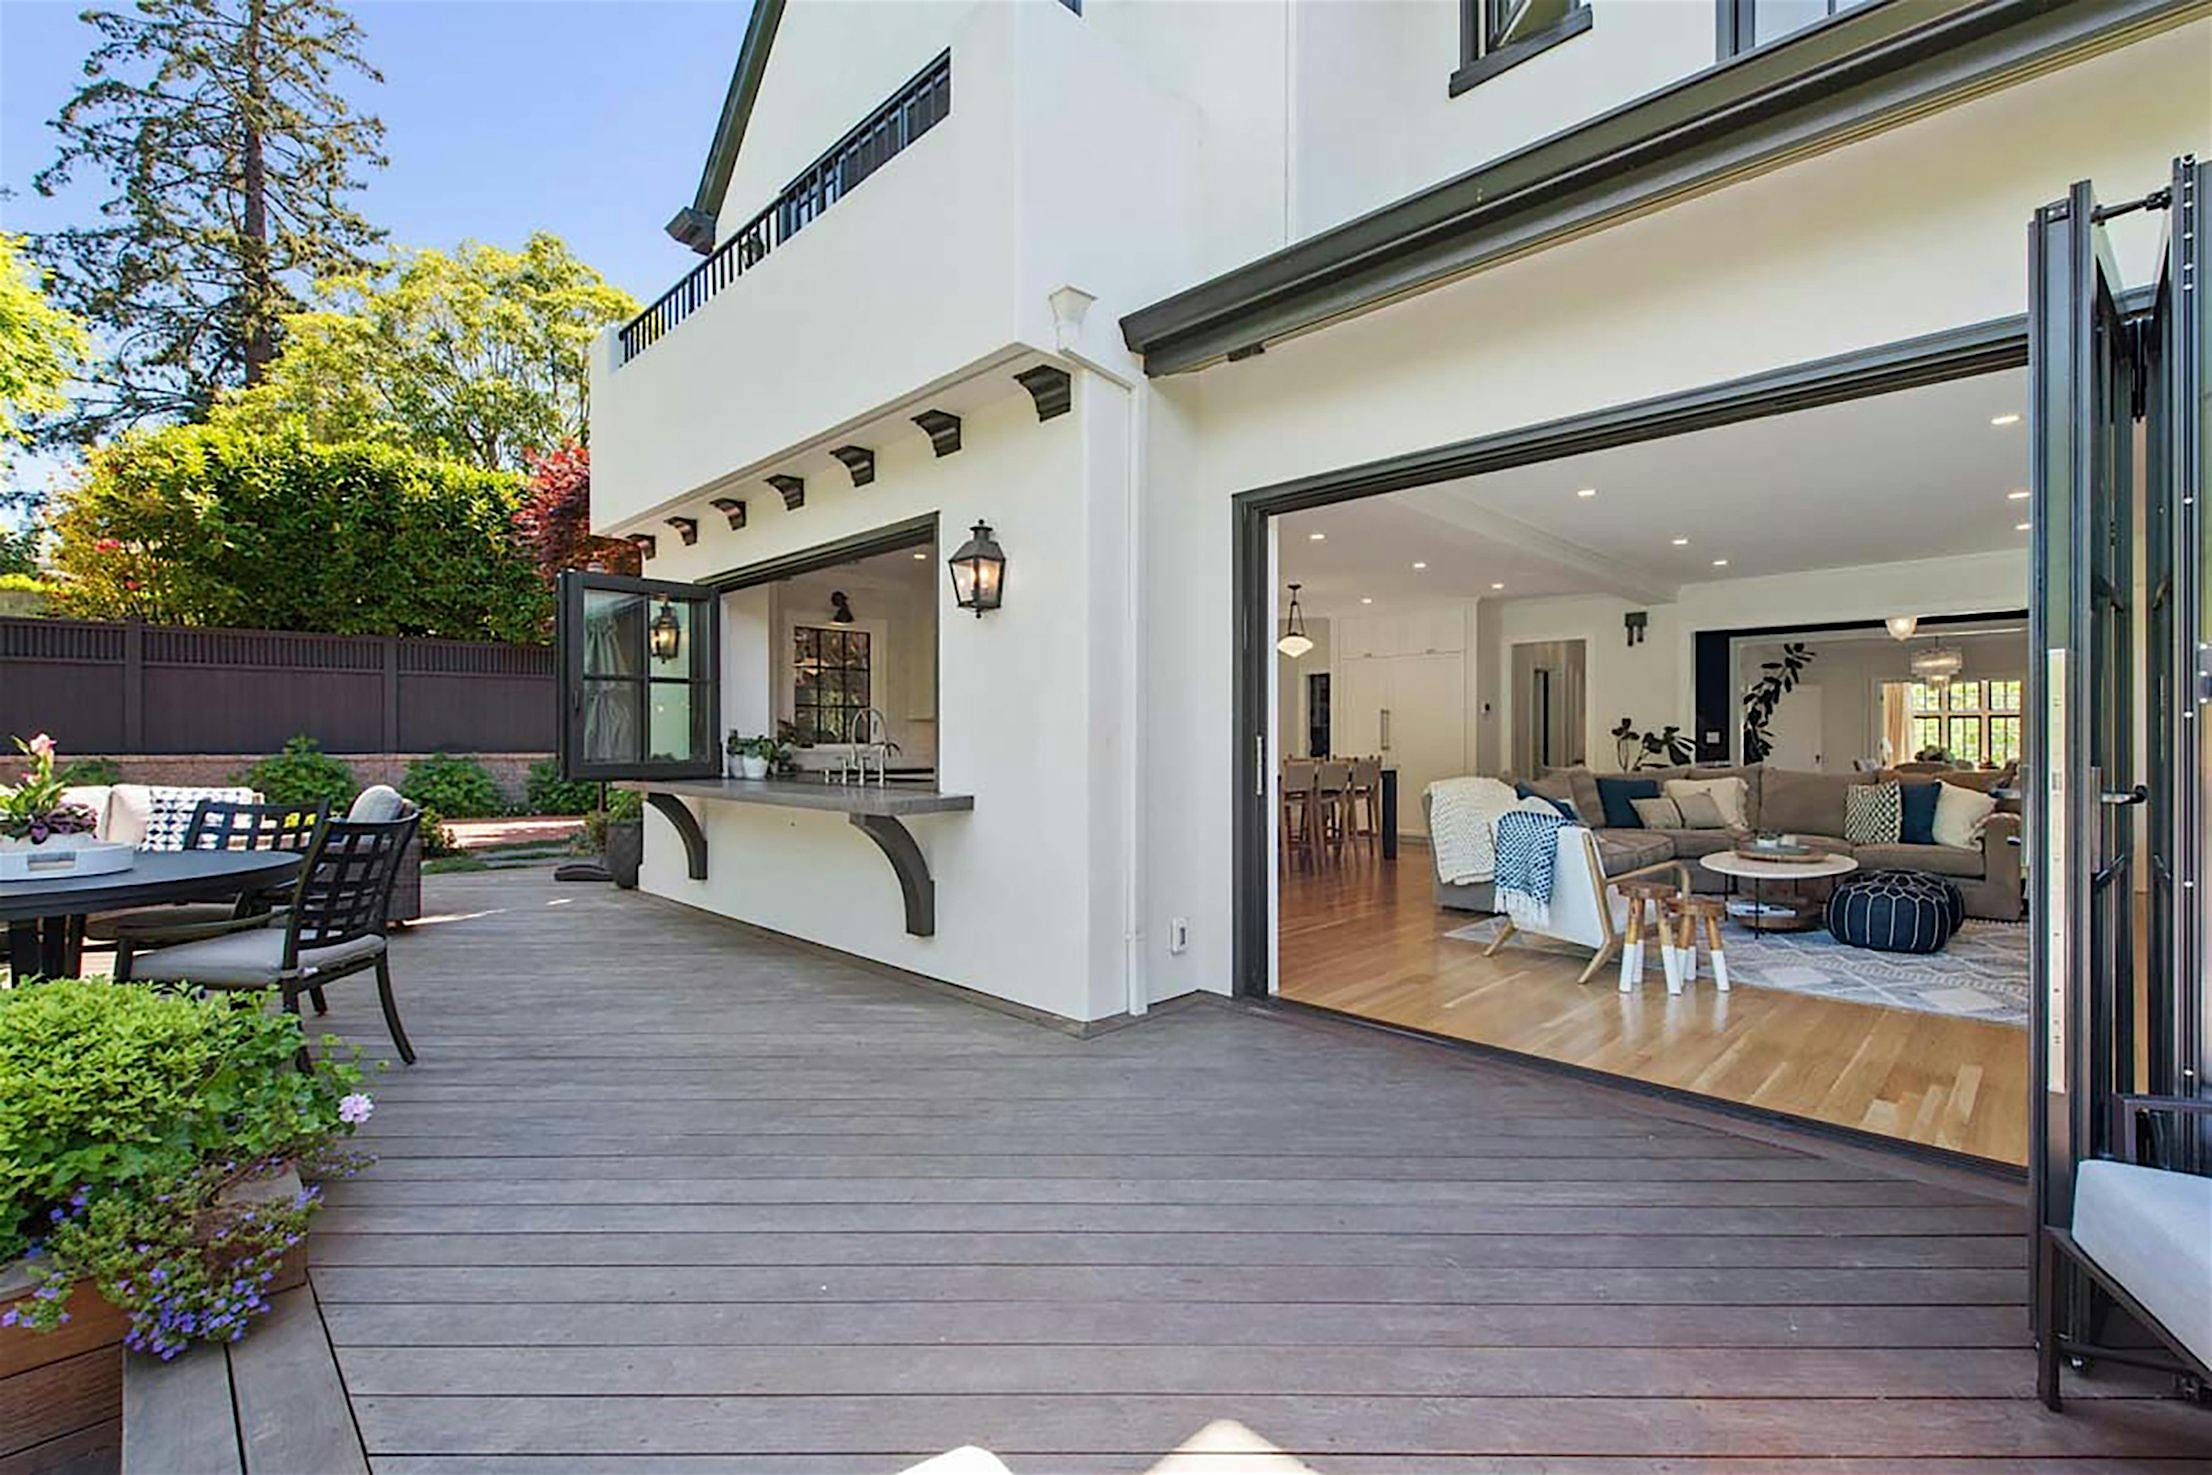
xmin=1698 ymin=849 xmax=1859 ymax=934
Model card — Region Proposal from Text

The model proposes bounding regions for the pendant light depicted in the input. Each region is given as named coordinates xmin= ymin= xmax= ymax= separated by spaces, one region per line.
xmin=1911 ymin=644 xmax=1964 ymax=684
xmin=1277 ymin=583 xmax=1314 ymax=659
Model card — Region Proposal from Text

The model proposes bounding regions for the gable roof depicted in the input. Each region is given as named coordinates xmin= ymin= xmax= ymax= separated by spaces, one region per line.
xmin=666 ymin=0 xmax=787 ymax=255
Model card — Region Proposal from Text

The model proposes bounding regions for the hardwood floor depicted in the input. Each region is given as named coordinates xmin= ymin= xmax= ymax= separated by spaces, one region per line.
xmin=1279 ymin=849 xmax=2031 ymax=1166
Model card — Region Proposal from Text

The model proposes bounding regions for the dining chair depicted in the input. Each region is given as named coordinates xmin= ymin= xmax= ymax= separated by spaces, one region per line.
xmin=1281 ymin=760 xmax=1319 ymax=871
xmin=117 ymin=809 xmax=423 ymax=1066
xmin=91 ymin=799 xmax=327 ymax=980
xmin=1347 ymin=757 xmax=1383 ymax=859
xmin=1314 ymin=760 xmax=1354 ymax=865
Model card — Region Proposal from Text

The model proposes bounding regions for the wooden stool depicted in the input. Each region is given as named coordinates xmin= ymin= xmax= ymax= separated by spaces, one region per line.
xmin=1615 ymin=880 xmax=1678 ymax=993
xmin=1665 ymin=895 xmax=1731 ymax=995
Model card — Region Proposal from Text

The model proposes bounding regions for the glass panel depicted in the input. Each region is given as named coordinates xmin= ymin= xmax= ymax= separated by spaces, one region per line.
xmin=582 ymin=590 xmax=646 ymax=677
xmin=1990 ymin=716 xmax=2023 ymax=766
xmin=647 ymin=599 xmax=694 ymax=677
xmin=1989 ymin=678 xmax=2023 ymax=712
xmin=582 ymin=678 xmax=643 ymax=763
xmin=1948 ymin=716 xmax=1984 ymax=766
xmin=1751 ymin=0 xmax=1833 ymax=47
xmin=647 ymin=682 xmax=697 ymax=763
xmin=1488 ymin=0 xmax=1575 ymax=48
xmin=1947 ymin=680 xmax=1983 ymax=712
xmin=1909 ymin=682 xmax=1941 ymax=713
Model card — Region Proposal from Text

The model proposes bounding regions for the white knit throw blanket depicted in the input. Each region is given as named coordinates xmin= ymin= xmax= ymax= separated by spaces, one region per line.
xmin=1426 ymin=776 xmax=1526 ymax=886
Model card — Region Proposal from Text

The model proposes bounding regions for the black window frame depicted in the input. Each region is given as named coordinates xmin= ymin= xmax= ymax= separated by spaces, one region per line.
xmin=556 ymin=570 xmax=723 ymax=783
xmin=1715 ymin=0 xmax=1880 ymax=61
xmin=1451 ymin=0 xmax=1592 ymax=97
xmin=791 ymin=624 xmax=875 ymax=747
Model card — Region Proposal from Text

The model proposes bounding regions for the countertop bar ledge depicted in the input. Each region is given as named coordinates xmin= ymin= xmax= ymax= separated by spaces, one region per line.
xmin=619 ymin=777 xmax=976 ymax=817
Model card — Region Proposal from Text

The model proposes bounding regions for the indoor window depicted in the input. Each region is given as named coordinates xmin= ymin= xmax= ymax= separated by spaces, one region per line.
xmin=1896 ymin=678 xmax=2020 ymax=766
xmin=793 ymin=626 xmax=873 ymax=745
xmin=1451 ymin=0 xmax=1590 ymax=95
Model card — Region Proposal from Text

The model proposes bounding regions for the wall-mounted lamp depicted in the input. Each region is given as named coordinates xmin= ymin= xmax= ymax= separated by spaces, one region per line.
xmin=947 ymin=521 xmax=1005 ymax=616
xmin=649 ymin=598 xmax=682 ymax=662
xmin=1277 ymin=583 xmax=1314 ymax=659
xmin=830 ymin=591 xmax=855 ymax=625
xmin=1624 ymin=610 xmax=1649 ymax=648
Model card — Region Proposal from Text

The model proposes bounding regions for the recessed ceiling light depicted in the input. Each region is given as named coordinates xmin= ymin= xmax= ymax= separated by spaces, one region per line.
xmin=1575 ymin=487 xmax=1598 ymax=499
xmin=1489 ymin=581 xmax=1505 ymax=591
xmin=1712 ymin=558 xmax=1730 ymax=567
xmin=912 ymin=551 xmax=927 ymax=560
xmin=1308 ymin=532 xmax=1326 ymax=541
xmin=1411 ymin=561 xmax=1427 ymax=570
xmin=1360 ymin=596 xmax=1374 ymax=604
xmin=2016 ymin=521 xmax=2032 ymax=532
xmin=1671 ymin=536 xmax=1690 ymax=546
xmin=1990 ymin=413 xmax=2022 ymax=426
xmin=2007 ymin=489 xmax=2030 ymax=500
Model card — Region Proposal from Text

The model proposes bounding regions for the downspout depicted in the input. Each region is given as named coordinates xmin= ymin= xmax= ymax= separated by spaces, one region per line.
xmin=1050 ymin=286 xmax=1148 ymax=1018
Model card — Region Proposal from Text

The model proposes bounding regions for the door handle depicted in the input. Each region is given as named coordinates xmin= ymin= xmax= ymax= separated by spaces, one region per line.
xmin=2100 ymin=784 xmax=2149 ymax=807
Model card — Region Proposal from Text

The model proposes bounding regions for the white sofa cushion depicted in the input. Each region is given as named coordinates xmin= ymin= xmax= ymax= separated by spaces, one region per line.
xmin=106 ymin=784 xmax=260 ymax=850
xmin=2072 ymin=1158 xmax=2212 ymax=1368
xmin=60 ymin=785 xmax=114 ymax=838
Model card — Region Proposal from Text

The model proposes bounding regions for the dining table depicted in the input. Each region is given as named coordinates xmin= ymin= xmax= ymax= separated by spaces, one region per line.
xmin=0 ymin=849 xmax=304 ymax=981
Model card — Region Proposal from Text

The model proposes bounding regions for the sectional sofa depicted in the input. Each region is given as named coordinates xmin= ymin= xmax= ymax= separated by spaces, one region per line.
xmin=1429 ymin=762 xmax=2023 ymax=923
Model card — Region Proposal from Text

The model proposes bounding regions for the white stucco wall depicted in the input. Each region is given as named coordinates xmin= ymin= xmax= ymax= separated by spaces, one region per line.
xmin=1130 ymin=24 xmax=2211 ymax=1007
xmin=633 ymin=384 xmax=1131 ymax=1022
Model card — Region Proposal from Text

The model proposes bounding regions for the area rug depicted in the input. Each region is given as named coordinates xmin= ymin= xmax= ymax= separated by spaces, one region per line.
xmin=1445 ymin=913 xmax=2030 ymax=1026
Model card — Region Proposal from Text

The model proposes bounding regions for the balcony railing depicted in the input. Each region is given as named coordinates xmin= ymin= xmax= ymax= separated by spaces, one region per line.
xmin=618 ymin=51 xmax=953 ymax=365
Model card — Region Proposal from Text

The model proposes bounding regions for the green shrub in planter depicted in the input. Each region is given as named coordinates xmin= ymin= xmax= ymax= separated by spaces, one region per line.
xmin=55 ymin=756 xmax=123 ymax=787
xmin=415 ymin=804 xmax=458 ymax=857
xmin=525 ymin=757 xmax=598 ymax=816
xmin=401 ymin=752 xmax=505 ymax=819
xmin=0 ymin=980 xmax=371 ymax=1357
xmin=236 ymin=735 xmax=360 ymax=811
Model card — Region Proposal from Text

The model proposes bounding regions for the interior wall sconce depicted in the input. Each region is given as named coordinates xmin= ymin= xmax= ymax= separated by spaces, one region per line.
xmin=830 ymin=591 xmax=855 ymax=625
xmin=1624 ymin=611 xmax=1649 ymax=647
xmin=649 ymin=598 xmax=682 ymax=661
xmin=947 ymin=521 xmax=1005 ymax=616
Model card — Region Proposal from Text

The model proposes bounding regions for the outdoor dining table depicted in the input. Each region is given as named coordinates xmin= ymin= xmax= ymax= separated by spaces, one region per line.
xmin=0 ymin=849 xmax=304 ymax=982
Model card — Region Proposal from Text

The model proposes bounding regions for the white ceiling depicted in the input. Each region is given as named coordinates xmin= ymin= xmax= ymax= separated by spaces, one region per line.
xmin=1279 ymin=369 xmax=2030 ymax=613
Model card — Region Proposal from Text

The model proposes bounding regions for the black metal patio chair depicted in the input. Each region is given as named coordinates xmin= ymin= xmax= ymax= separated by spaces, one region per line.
xmin=90 ymin=799 xmax=327 ymax=979
xmin=116 ymin=809 xmax=423 ymax=1066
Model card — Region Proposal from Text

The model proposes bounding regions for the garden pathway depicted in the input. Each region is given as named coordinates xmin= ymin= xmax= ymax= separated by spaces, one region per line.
xmin=300 ymin=869 xmax=2211 ymax=1472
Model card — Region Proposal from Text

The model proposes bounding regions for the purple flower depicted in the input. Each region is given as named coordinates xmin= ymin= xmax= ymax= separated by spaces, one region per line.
xmin=337 ymin=1092 xmax=374 ymax=1125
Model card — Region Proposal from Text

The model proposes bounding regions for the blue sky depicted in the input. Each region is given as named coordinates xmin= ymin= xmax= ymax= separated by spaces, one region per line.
xmin=1 ymin=0 xmax=755 ymax=506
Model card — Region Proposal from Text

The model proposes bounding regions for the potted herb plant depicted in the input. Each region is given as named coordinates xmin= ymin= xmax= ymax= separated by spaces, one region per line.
xmin=727 ymin=733 xmax=776 ymax=781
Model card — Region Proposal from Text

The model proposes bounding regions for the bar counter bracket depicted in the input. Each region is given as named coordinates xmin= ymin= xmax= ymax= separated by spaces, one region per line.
xmin=644 ymin=792 xmax=710 ymax=881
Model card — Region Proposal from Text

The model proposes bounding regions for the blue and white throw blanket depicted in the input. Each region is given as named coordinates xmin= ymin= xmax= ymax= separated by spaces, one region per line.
xmin=1493 ymin=808 xmax=1568 ymax=908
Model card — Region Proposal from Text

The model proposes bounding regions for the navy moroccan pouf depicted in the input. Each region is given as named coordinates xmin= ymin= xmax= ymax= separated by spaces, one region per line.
xmin=1826 ymin=870 xmax=1966 ymax=954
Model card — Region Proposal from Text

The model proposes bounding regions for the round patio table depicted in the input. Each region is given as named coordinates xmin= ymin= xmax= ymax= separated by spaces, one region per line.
xmin=0 ymin=849 xmax=303 ymax=982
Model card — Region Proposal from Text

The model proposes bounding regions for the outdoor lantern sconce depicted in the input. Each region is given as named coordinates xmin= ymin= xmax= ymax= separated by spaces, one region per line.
xmin=948 ymin=522 xmax=1005 ymax=616
xmin=1277 ymin=583 xmax=1314 ymax=659
xmin=649 ymin=598 xmax=682 ymax=662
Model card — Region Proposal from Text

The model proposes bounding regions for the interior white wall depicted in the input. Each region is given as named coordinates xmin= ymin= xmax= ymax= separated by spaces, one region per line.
xmin=774 ymin=562 xmax=939 ymax=767
xmin=1276 ymin=617 xmax=1333 ymax=759
xmin=1737 ymin=627 xmax=2030 ymax=773
xmin=1492 ymin=593 xmax=1679 ymax=774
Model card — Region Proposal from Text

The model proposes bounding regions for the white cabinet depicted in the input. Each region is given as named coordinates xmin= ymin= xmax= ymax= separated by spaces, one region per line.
xmin=1331 ymin=648 xmax=1469 ymax=838
xmin=1333 ymin=607 xmax=1467 ymax=660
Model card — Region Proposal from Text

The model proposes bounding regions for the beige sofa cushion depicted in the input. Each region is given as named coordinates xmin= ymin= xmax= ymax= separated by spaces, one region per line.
xmin=1540 ymin=766 xmax=1605 ymax=830
xmin=1647 ymin=828 xmax=1738 ymax=861
xmin=1854 ymin=842 xmax=1987 ymax=879
xmin=1594 ymin=830 xmax=1673 ymax=876
xmin=1933 ymin=781 xmax=2000 ymax=849
xmin=1758 ymin=769 xmax=1854 ymax=837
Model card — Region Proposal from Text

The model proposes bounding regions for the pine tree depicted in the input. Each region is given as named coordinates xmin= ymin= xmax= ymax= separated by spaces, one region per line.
xmin=31 ymin=0 xmax=386 ymax=442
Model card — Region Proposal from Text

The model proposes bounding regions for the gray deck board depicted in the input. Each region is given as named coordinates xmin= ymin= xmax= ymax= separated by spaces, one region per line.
xmin=295 ymin=871 xmax=2202 ymax=1471
xmin=225 ymin=1286 xmax=367 ymax=1475
xmin=120 ymin=1344 xmax=241 ymax=1475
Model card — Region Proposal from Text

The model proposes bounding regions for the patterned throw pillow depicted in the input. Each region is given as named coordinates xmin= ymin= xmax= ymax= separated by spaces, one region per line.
xmin=141 ymin=786 xmax=258 ymax=852
xmin=1844 ymin=781 xmax=1903 ymax=846
xmin=1629 ymin=796 xmax=1685 ymax=829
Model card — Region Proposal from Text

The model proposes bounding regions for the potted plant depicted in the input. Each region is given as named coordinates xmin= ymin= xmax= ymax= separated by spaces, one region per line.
xmin=0 ymin=734 xmax=118 ymax=877
xmin=727 ymin=733 xmax=776 ymax=781
xmin=0 ymin=981 xmax=372 ymax=1455
xmin=597 ymin=788 xmax=643 ymax=888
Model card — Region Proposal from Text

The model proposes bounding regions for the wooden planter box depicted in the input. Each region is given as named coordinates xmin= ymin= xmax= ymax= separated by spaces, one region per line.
xmin=0 ymin=1166 xmax=309 ymax=1475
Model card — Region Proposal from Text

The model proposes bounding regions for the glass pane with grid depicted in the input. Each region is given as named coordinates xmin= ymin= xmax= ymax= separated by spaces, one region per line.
xmin=793 ymin=626 xmax=872 ymax=745
xmin=1912 ymin=716 xmax=1947 ymax=756
xmin=1989 ymin=715 xmax=2023 ymax=765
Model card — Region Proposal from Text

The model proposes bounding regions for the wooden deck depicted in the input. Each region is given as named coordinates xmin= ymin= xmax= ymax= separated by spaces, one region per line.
xmin=298 ymin=868 xmax=2209 ymax=1472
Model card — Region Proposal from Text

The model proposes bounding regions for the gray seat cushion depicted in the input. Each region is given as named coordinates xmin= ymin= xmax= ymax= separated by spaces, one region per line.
xmin=1646 ymin=828 xmax=1739 ymax=860
xmin=1852 ymin=842 xmax=1985 ymax=879
xmin=130 ymin=927 xmax=385 ymax=988
xmin=2073 ymin=1158 xmax=2212 ymax=1369
xmin=1593 ymin=831 xmax=1673 ymax=875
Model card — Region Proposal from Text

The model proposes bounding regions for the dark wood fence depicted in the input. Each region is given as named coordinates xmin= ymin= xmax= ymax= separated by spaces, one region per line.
xmin=0 ymin=617 xmax=555 ymax=755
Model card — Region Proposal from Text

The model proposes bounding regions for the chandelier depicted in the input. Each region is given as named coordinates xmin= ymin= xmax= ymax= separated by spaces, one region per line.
xmin=1910 ymin=644 xmax=1965 ymax=685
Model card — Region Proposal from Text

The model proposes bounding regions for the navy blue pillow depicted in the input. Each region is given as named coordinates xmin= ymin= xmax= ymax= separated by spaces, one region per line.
xmin=1596 ymin=776 xmax=1660 ymax=829
xmin=1516 ymin=783 xmax=1578 ymax=821
xmin=1899 ymin=781 xmax=1941 ymax=845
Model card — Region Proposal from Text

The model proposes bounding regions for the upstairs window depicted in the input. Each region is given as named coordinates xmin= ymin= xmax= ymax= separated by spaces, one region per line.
xmin=1452 ymin=0 xmax=1591 ymax=96
xmin=1717 ymin=0 xmax=1881 ymax=58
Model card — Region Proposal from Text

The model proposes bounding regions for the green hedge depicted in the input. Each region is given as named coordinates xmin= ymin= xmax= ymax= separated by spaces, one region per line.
xmin=524 ymin=757 xmax=598 ymax=816
xmin=401 ymin=752 xmax=506 ymax=818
